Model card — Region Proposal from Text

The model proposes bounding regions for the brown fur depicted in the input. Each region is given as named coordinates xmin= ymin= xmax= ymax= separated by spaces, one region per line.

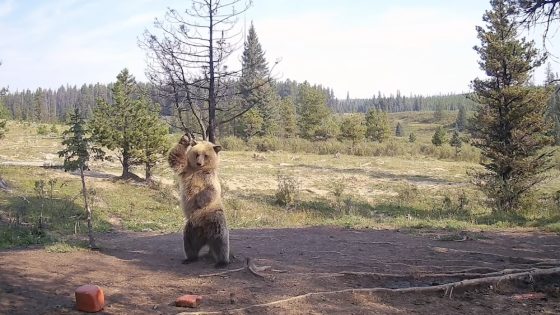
xmin=168 ymin=138 xmax=222 ymax=219
xmin=169 ymin=136 xmax=229 ymax=267
xmin=182 ymin=207 xmax=229 ymax=268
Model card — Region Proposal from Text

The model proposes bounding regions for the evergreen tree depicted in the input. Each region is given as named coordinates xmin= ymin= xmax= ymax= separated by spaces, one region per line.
xmin=238 ymin=108 xmax=263 ymax=140
xmin=365 ymin=109 xmax=391 ymax=142
xmin=432 ymin=126 xmax=447 ymax=146
xmin=455 ymin=105 xmax=468 ymax=131
xmin=279 ymin=97 xmax=298 ymax=138
xmin=239 ymin=22 xmax=277 ymax=136
xmin=314 ymin=115 xmax=340 ymax=140
xmin=450 ymin=129 xmax=462 ymax=156
xmin=136 ymin=101 xmax=169 ymax=183
xmin=470 ymin=0 xmax=554 ymax=212
xmin=395 ymin=121 xmax=405 ymax=137
xmin=58 ymin=107 xmax=105 ymax=248
xmin=0 ymin=119 xmax=6 ymax=140
xmin=297 ymin=83 xmax=331 ymax=139
xmin=408 ymin=132 xmax=416 ymax=143
xmin=0 ymin=99 xmax=8 ymax=140
xmin=544 ymin=63 xmax=560 ymax=144
xmin=433 ymin=104 xmax=444 ymax=122
xmin=90 ymin=69 xmax=150 ymax=179
xmin=340 ymin=114 xmax=366 ymax=143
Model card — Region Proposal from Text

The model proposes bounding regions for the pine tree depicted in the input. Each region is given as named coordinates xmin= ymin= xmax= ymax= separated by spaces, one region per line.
xmin=297 ymin=83 xmax=331 ymax=139
xmin=239 ymin=22 xmax=277 ymax=136
xmin=433 ymin=104 xmax=444 ymax=122
xmin=135 ymin=101 xmax=169 ymax=183
xmin=58 ymin=107 xmax=105 ymax=248
xmin=279 ymin=97 xmax=298 ymax=138
xmin=340 ymin=114 xmax=366 ymax=143
xmin=455 ymin=105 xmax=467 ymax=131
xmin=544 ymin=63 xmax=560 ymax=144
xmin=470 ymin=0 xmax=554 ymax=212
xmin=0 ymin=99 xmax=8 ymax=140
xmin=408 ymin=132 xmax=417 ymax=143
xmin=432 ymin=126 xmax=447 ymax=146
xmin=450 ymin=129 xmax=462 ymax=156
xmin=90 ymin=69 xmax=146 ymax=179
xmin=365 ymin=109 xmax=391 ymax=142
xmin=395 ymin=121 xmax=405 ymax=137
xmin=238 ymin=108 xmax=263 ymax=140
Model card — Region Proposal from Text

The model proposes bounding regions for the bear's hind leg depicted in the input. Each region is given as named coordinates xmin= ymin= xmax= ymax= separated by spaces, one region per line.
xmin=209 ymin=228 xmax=230 ymax=268
xmin=182 ymin=222 xmax=204 ymax=264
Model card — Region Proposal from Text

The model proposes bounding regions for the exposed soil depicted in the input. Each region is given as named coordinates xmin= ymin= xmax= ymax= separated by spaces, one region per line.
xmin=1 ymin=227 xmax=560 ymax=314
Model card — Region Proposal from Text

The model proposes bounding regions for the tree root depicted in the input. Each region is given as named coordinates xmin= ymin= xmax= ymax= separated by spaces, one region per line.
xmin=198 ymin=258 xmax=270 ymax=279
xmin=181 ymin=267 xmax=560 ymax=315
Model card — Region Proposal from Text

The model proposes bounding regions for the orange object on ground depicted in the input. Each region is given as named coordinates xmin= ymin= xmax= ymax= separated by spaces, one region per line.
xmin=75 ymin=284 xmax=105 ymax=312
xmin=175 ymin=294 xmax=203 ymax=308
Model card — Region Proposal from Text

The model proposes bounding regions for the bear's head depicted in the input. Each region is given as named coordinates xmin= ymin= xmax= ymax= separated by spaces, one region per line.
xmin=187 ymin=140 xmax=222 ymax=170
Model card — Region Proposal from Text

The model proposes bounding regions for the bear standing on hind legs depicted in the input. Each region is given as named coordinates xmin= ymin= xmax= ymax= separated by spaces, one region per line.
xmin=168 ymin=134 xmax=229 ymax=268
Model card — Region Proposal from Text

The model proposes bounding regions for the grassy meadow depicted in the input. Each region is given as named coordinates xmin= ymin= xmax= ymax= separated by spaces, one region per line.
xmin=1 ymin=112 xmax=559 ymax=249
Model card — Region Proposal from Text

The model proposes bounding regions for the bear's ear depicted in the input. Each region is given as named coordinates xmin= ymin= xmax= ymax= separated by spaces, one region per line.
xmin=213 ymin=145 xmax=222 ymax=153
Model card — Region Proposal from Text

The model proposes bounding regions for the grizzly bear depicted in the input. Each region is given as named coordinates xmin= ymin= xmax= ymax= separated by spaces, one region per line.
xmin=168 ymin=134 xmax=229 ymax=268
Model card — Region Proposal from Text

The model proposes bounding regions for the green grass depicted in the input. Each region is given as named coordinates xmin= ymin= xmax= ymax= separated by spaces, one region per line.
xmin=44 ymin=242 xmax=86 ymax=253
xmin=1 ymin=116 xmax=559 ymax=249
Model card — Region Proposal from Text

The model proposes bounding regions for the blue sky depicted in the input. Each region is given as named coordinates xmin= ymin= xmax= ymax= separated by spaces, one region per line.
xmin=0 ymin=0 xmax=558 ymax=98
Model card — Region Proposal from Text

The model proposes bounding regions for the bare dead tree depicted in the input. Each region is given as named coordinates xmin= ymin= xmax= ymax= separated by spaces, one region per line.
xmin=141 ymin=0 xmax=275 ymax=143
xmin=510 ymin=0 xmax=560 ymax=43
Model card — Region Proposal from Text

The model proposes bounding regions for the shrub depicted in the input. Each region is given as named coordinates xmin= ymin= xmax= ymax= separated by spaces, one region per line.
xmin=219 ymin=136 xmax=246 ymax=151
xmin=249 ymin=136 xmax=281 ymax=152
xmin=37 ymin=124 xmax=48 ymax=135
xmin=275 ymin=172 xmax=300 ymax=207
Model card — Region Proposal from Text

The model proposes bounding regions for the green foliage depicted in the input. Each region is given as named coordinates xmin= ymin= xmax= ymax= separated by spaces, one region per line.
xmin=0 ymin=119 xmax=6 ymax=139
xmin=450 ymin=129 xmax=463 ymax=155
xmin=36 ymin=124 xmax=48 ymax=135
xmin=275 ymin=172 xmax=300 ymax=207
xmin=0 ymin=100 xmax=11 ymax=119
xmin=408 ymin=132 xmax=417 ymax=143
xmin=314 ymin=115 xmax=340 ymax=141
xmin=239 ymin=22 xmax=277 ymax=137
xmin=455 ymin=105 xmax=468 ymax=131
xmin=219 ymin=136 xmax=247 ymax=151
xmin=433 ymin=104 xmax=444 ymax=122
xmin=365 ymin=109 xmax=391 ymax=142
xmin=90 ymin=69 xmax=167 ymax=179
xmin=279 ymin=97 xmax=298 ymax=138
xmin=50 ymin=124 xmax=58 ymax=135
xmin=58 ymin=107 xmax=104 ymax=172
xmin=238 ymin=108 xmax=264 ymax=140
xmin=134 ymin=101 xmax=170 ymax=182
xmin=297 ymin=83 xmax=331 ymax=139
xmin=249 ymin=136 xmax=281 ymax=152
xmin=431 ymin=126 xmax=447 ymax=146
xmin=395 ymin=121 xmax=405 ymax=137
xmin=544 ymin=63 xmax=560 ymax=145
xmin=339 ymin=114 xmax=366 ymax=143
xmin=469 ymin=0 xmax=555 ymax=213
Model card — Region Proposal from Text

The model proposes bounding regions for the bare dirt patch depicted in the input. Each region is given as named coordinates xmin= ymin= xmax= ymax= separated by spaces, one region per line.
xmin=1 ymin=227 xmax=559 ymax=314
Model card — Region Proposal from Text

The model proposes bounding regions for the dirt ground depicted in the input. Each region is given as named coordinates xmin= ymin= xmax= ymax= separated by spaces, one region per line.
xmin=1 ymin=227 xmax=560 ymax=315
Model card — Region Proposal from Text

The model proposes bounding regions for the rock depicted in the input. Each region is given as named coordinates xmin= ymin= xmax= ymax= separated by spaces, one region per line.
xmin=75 ymin=284 xmax=105 ymax=313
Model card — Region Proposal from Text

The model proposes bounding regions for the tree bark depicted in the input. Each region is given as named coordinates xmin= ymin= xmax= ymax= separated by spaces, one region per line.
xmin=80 ymin=166 xmax=96 ymax=249
xmin=145 ymin=162 xmax=153 ymax=183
